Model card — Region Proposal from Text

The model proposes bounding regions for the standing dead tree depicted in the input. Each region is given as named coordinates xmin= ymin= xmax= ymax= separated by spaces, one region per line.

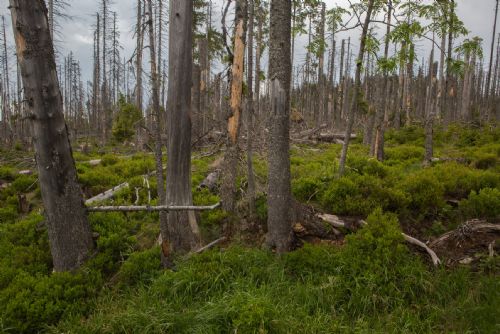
xmin=9 ymin=0 xmax=94 ymax=272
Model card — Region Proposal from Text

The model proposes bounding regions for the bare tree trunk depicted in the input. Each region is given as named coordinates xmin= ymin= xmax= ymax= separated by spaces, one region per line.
xmin=255 ymin=9 xmax=263 ymax=119
xmin=485 ymin=0 xmax=499 ymax=120
xmin=146 ymin=0 xmax=169 ymax=266
xmin=221 ymin=0 xmax=247 ymax=214
xmin=135 ymin=0 xmax=144 ymax=113
xmin=246 ymin=0 xmax=256 ymax=218
xmin=372 ymin=0 xmax=392 ymax=160
xmin=424 ymin=38 xmax=436 ymax=166
xmin=338 ymin=0 xmax=375 ymax=177
xmin=164 ymin=0 xmax=201 ymax=257
xmin=1 ymin=16 xmax=12 ymax=145
xmin=267 ymin=0 xmax=294 ymax=253
xmin=9 ymin=0 xmax=94 ymax=272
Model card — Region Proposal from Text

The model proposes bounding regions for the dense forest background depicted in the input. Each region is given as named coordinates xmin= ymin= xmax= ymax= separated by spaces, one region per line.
xmin=0 ymin=0 xmax=499 ymax=333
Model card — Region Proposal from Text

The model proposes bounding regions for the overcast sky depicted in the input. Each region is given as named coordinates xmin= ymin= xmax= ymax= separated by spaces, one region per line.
xmin=0 ymin=0 xmax=498 ymax=86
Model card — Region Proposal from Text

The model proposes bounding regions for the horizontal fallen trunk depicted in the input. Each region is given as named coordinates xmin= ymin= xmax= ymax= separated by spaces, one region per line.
xmin=430 ymin=220 xmax=500 ymax=248
xmin=87 ymin=202 xmax=221 ymax=212
xmin=291 ymin=124 xmax=328 ymax=139
xmin=311 ymin=132 xmax=356 ymax=143
xmin=318 ymin=213 xmax=441 ymax=266
xmin=85 ymin=182 xmax=129 ymax=205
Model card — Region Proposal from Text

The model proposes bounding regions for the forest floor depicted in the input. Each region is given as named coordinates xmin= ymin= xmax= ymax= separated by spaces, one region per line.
xmin=0 ymin=124 xmax=499 ymax=333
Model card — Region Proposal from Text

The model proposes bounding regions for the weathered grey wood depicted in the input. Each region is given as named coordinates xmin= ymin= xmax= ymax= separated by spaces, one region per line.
xmin=9 ymin=0 xmax=94 ymax=272
xmin=85 ymin=182 xmax=129 ymax=205
xmin=164 ymin=0 xmax=201 ymax=259
xmin=267 ymin=0 xmax=294 ymax=253
xmin=87 ymin=202 xmax=221 ymax=212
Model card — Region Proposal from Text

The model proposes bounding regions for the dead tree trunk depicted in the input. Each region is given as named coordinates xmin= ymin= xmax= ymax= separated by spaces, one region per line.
xmin=146 ymin=0 xmax=169 ymax=266
xmin=246 ymin=0 xmax=256 ymax=218
xmin=9 ymin=0 xmax=94 ymax=272
xmin=164 ymin=0 xmax=201 ymax=258
xmin=267 ymin=0 xmax=294 ymax=253
xmin=221 ymin=0 xmax=247 ymax=214
xmin=338 ymin=0 xmax=375 ymax=177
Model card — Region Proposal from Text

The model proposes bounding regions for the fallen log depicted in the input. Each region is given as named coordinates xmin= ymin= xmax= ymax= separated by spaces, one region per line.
xmin=318 ymin=213 xmax=441 ymax=266
xmin=85 ymin=182 xmax=129 ymax=205
xmin=311 ymin=132 xmax=357 ymax=143
xmin=291 ymin=124 xmax=328 ymax=139
xmin=87 ymin=202 xmax=221 ymax=212
xmin=430 ymin=220 xmax=500 ymax=248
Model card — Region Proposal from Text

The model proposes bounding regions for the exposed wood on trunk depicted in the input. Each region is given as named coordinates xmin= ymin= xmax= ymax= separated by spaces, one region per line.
xmin=221 ymin=0 xmax=247 ymax=214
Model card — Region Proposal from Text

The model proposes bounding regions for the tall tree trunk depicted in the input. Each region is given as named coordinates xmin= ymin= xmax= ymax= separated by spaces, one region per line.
xmin=146 ymin=0 xmax=169 ymax=266
xmin=164 ymin=0 xmax=201 ymax=257
xmin=246 ymin=0 xmax=256 ymax=218
xmin=135 ymin=0 xmax=144 ymax=113
xmin=1 ymin=16 xmax=12 ymax=144
xmin=221 ymin=0 xmax=247 ymax=214
xmin=267 ymin=0 xmax=294 ymax=253
xmin=9 ymin=0 xmax=94 ymax=272
xmin=338 ymin=0 xmax=375 ymax=177
xmin=486 ymin=0 xmax=499 ymax=120
xmin=372 ymin=0 xmax=392 ymax=160
xmin=424 ymin=38 xmax=436 ymax=166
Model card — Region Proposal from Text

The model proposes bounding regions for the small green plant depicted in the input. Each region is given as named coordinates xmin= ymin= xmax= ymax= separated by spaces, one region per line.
xmin=112 ymin=95 xmax=142 ymax=142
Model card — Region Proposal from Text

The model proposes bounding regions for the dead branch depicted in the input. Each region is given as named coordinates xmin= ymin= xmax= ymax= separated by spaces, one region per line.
xmin=87 ymin=202 xmax=221 ymax=213
xmin=85 ymin=182 xmax=129 ymax=205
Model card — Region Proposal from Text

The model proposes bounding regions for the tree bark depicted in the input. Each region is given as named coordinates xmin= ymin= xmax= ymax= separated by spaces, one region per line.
xmin=246 ymin=0 xmax=256 ymax=218
xmin=164 ymin=0 xmax=201 ymax=257
xmin=267 ymin=0 xmax=294 ymax=253
xmin=9 ymin=0 xmax=94 ymax=272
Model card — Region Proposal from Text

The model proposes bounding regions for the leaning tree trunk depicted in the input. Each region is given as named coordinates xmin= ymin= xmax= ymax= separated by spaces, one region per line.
xmin=9 ymin=0 xmax=94 ymax=272
xmin=267 ymin=0 xmax=294 ymax=253
xmin=338 ymin=0 xmax=375 ymax=177
xmin=164 ymin=0 xmax=201 ymax=257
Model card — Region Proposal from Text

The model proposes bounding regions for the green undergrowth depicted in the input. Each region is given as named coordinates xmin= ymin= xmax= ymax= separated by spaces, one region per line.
xmin=0 ymin=125 xmax=498 ymax=332
xmin=51 ymin=210 xmax=499 ymax=334
xmin=291 ymin=125 xmax=500 ymax=229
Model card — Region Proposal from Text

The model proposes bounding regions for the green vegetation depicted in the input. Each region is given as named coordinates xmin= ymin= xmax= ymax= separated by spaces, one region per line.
xmin=111 ymin=95 xmax=142 ymax=143
xmin=0 ymin=125 xmax=498 ymax=333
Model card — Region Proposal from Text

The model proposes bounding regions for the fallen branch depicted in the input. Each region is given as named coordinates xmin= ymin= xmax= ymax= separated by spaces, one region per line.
xmin=85 ymin=182 xmax=129 ymax=205
xmin=87 ymin=202 xmax=221 ymax=212
xmin=195 ymin=237 xmax=227 ymax=254
xmin=402 ymin=233 xmax=441 ymax=266
xmin=318 ymin=213 xmax=441 ymax=266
